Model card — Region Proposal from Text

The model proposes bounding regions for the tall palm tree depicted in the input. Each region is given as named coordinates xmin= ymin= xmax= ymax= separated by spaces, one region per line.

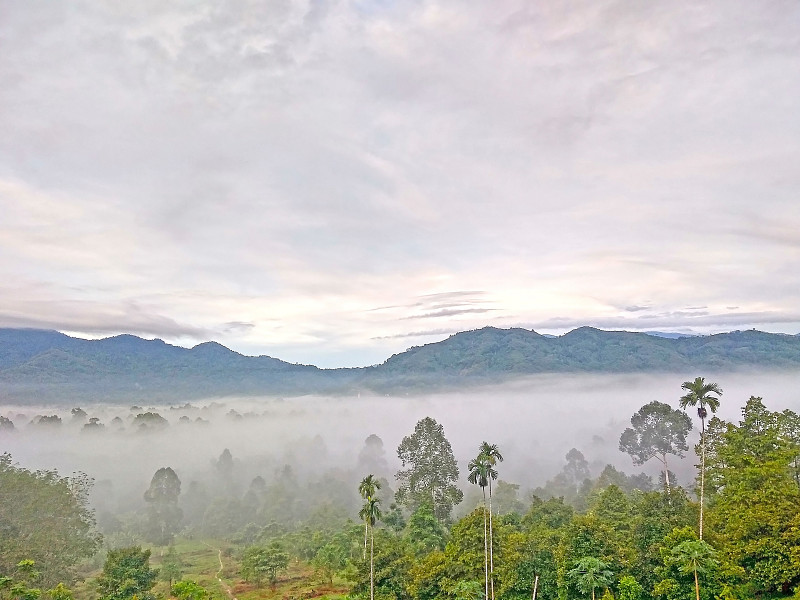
xmin=467 ymin=455 xmax=491 ymax=600
xmin=479 ymin=442 xmax=503 ymax=600
xmin=679 ymin=377 xmax=722 ymax=539
xmin=359 ymin=495 xmax=382 ymax=600
xmin=358 ymin=474 xmax=381 ymax=559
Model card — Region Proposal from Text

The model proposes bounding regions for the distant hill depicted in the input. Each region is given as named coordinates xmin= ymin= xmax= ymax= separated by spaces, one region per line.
xmin=1 ymin=326 xmax=799 ymax=404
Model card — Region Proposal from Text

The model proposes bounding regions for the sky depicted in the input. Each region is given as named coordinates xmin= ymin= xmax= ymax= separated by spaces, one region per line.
xmin=1 ymin=1 xmax=799 ymax=368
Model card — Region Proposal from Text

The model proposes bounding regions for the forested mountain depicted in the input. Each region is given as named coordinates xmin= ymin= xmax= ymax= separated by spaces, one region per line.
xmin=1 ymin=327 xmax=799 ymax=403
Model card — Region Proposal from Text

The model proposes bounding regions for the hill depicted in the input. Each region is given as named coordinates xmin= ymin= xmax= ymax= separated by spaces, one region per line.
xmin=1 ymin=326 xmax=799 ymax=403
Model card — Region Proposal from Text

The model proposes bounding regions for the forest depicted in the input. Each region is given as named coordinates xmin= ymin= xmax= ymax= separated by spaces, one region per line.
xmin=1 ymin=376 xmax=800 ymax=600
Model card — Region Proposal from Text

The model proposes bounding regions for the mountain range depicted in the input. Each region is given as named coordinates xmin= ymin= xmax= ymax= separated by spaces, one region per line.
xmin=1 ymin=326 xmax=799 ymax=404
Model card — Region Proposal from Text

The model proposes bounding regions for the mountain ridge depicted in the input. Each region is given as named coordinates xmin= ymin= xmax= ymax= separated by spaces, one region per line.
xmin=1 ymin=326 xmax=799 ymax=404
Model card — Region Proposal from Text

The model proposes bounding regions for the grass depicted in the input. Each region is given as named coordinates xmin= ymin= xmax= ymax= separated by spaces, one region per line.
xmin=70 ymin=537 xmax=350 ymax=600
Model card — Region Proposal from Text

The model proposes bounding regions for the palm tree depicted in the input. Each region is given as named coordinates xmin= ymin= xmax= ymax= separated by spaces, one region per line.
xmin=668 ymin=539 xmax=717 ymax=600
xmin=467 ymin=455 xmax=491 ymax=600
xmin=479 ymin=442 xmax=503 ymax=600
xmin=568 ymin=557 xmax=613 ymax=600
xmin=359 ymin=495 xmax=382 ymax=600
xmin=679 ymin=377 xmax=722 ymax=539
xmin=358 ymin=474 xmax=381 ymax=559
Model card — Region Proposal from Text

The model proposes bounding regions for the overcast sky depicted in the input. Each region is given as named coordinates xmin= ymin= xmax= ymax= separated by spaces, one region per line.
xmin=1 ymin=1 xmax=799 ymax=367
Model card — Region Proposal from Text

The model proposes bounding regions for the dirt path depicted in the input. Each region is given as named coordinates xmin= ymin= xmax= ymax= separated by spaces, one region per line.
xmin=203 ymin=543 xmax=237 ymax=600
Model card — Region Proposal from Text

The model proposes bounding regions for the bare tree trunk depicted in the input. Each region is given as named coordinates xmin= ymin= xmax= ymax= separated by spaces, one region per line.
xmin=662 ymin=453 xmax=671 ymax=493
xmin=694 ymin=567 xmax=700 ymax=600
xmin=700 ymin=417 xmax=705 ymax=540
xmin=364 ymin=521 xmax=368 ymax=560
xmin=483 ymin=488 xmax=488 ymax=600
xmin=370 ymin=526 xmax=374 ymax=600
xmin=488 ymin=478 xmax=495 ymax=600
xmin=532 ymin=575 xmax=539 ymax=600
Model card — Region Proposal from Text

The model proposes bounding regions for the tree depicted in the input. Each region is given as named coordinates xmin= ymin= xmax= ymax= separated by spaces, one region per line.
xmin=0 ymin=560 xmax=42 ymax=600
xmin=96 ymin=547 xmax=158 ymax=600
xmin=159 ymin=546 xmax=182 ymax=589
xmin=312 ymin=543 xmax=347 ymax=585
xmin=240 ymin=542 xmax=289 ymax=587
xmin=618 ymin=575 xmax=643 ymax=600
xmin=406 ymin=500 xmax=447 ymax=556
xmin=358 ymin=434 xmax=389 ymax=477
xmin=679 ymin=377 xmax=722 ymax=539
xmin=568 ymin=557 xmax=613 ymax=600
xmin=0 ymin=454 xmax=101 ymax=587
xmin=396 ymin=417 xmax=463 ymax=522
xmin=143 ymin=467 xmax=182 ymax=545
xmin=467 ymin=453 xmax=491 ymax=600
xmin=619 ymin=401 xmax=692 ymax=493
xmin=479 ymin=442 xmax=503 ymax=600
xmin=171 ymin=580 xmax=208 ymax=600
xmin=451 ymin=580 xmax=484 ymax=600
xmin=779 ymin=409 xmax=800 ymax=490
xmin=704 ymin=397 xmax=800 ymax=593
xmin=358 ymin=475 xmax=382 ymax=559
xmin=359 ymin=496 xmax=382 ymax=600
xmin=667 ymin=540 xmax=717 ymax=600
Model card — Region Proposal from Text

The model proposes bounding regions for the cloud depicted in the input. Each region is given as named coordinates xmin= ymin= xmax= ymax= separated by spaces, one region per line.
xmin=529 ymin=310 xmax=800 ymax=334
xmin=402 ymin=307 xmax=498 ymax=320
xmin=0 ymin=1 xmax=798 ymax=366
xmin=371 ymin=328 xmax=459 ymax=341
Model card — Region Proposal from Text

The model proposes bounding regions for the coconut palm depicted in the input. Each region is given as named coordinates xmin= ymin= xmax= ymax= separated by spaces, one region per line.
xmin=359 ymin=495 xmax=382 ymax=600
xmin=679 ymin=377 xmax=722 ymax=539
xmin=467 ymin=455 xmax=491 ymax=600
xmin=479 ymin=442 xmax=503 ymax=600
xmin=668 ymin=539 xmax=717 ymax=600
xmin=358 ymin=474 xmax=381 ymax=558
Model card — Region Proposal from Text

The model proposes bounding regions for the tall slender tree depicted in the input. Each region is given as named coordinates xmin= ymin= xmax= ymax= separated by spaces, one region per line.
xmin=467 ymin=455 xmax=492 ymax=600
xmin=479 ymin=442 xmax=503 ymax=600
xmin=679 ymin=377 xmax=722 ymax=539
xmin=359 ymin=495 xmax=382 ymax=600
xmin=358 ymin=474 xmax=381 ymax=559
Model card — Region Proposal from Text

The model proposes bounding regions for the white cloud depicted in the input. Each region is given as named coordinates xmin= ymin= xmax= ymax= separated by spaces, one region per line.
xmin=1 ymin=0 xmax=799 ymax=366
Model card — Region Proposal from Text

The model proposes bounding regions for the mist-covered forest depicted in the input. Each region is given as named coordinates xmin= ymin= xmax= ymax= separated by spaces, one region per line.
xmin=2 ymin=372 xmax=800 ymax=600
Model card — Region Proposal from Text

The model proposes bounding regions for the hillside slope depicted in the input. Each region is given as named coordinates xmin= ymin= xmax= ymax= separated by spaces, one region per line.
xmin=1 ymin=327 xmax=799 ymax=403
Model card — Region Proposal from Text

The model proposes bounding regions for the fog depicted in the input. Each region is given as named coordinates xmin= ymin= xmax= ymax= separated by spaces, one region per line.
xmin=2 ymin=372 xmax=799 ymax=527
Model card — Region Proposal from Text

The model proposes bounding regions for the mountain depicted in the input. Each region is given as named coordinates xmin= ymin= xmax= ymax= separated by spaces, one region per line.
xmin=1 ymin=326 xmax=799 ymax=404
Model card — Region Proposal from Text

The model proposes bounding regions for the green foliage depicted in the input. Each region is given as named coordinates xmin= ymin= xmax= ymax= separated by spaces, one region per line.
xmin=313 ymin=543 xmax=347 ymax=585
xmin=0 ymin=454 xmax=101 ymax=587
xmin=705 ymin=397 xmax=800 ymax=593
xmin=171 ymin=580 xmax=208 ymax=600
xmin=95 ymin=546 xmax=158 ymax=600
xmin=450 ymin=580 xmax=484 ymax=600
xmin=617 ymin=576 xmax=642 ymax=600
xmin=158 ymin=546 xmax=182 ymax=588
xmin=568 ymin=557 xmax=613 ymax=600
xmin=619 ymin=401 xmax=692 ymax=491
xmin=406 ymin=501 xmax=448 ymax=556
xmin=45 ymin=583 xmax=73 ymax=600
xmin=396 ymin=417 xmax=463 ymax=522
xmin=240 ymin=542 xmax=289 ymax=586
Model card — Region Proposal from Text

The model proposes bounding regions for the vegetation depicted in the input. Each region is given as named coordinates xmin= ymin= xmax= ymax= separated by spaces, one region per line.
xmin=2 ymin=378 xmax=800 ymax=600
xmin=5 ymin=327 xmax=800 ymax=402
xmin=678 ymin=377 xmax=722 ymax=539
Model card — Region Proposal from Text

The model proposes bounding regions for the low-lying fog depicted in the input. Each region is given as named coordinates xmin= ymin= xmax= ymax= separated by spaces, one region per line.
xmin=2 ymin=372 xmax=799 ymax=520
